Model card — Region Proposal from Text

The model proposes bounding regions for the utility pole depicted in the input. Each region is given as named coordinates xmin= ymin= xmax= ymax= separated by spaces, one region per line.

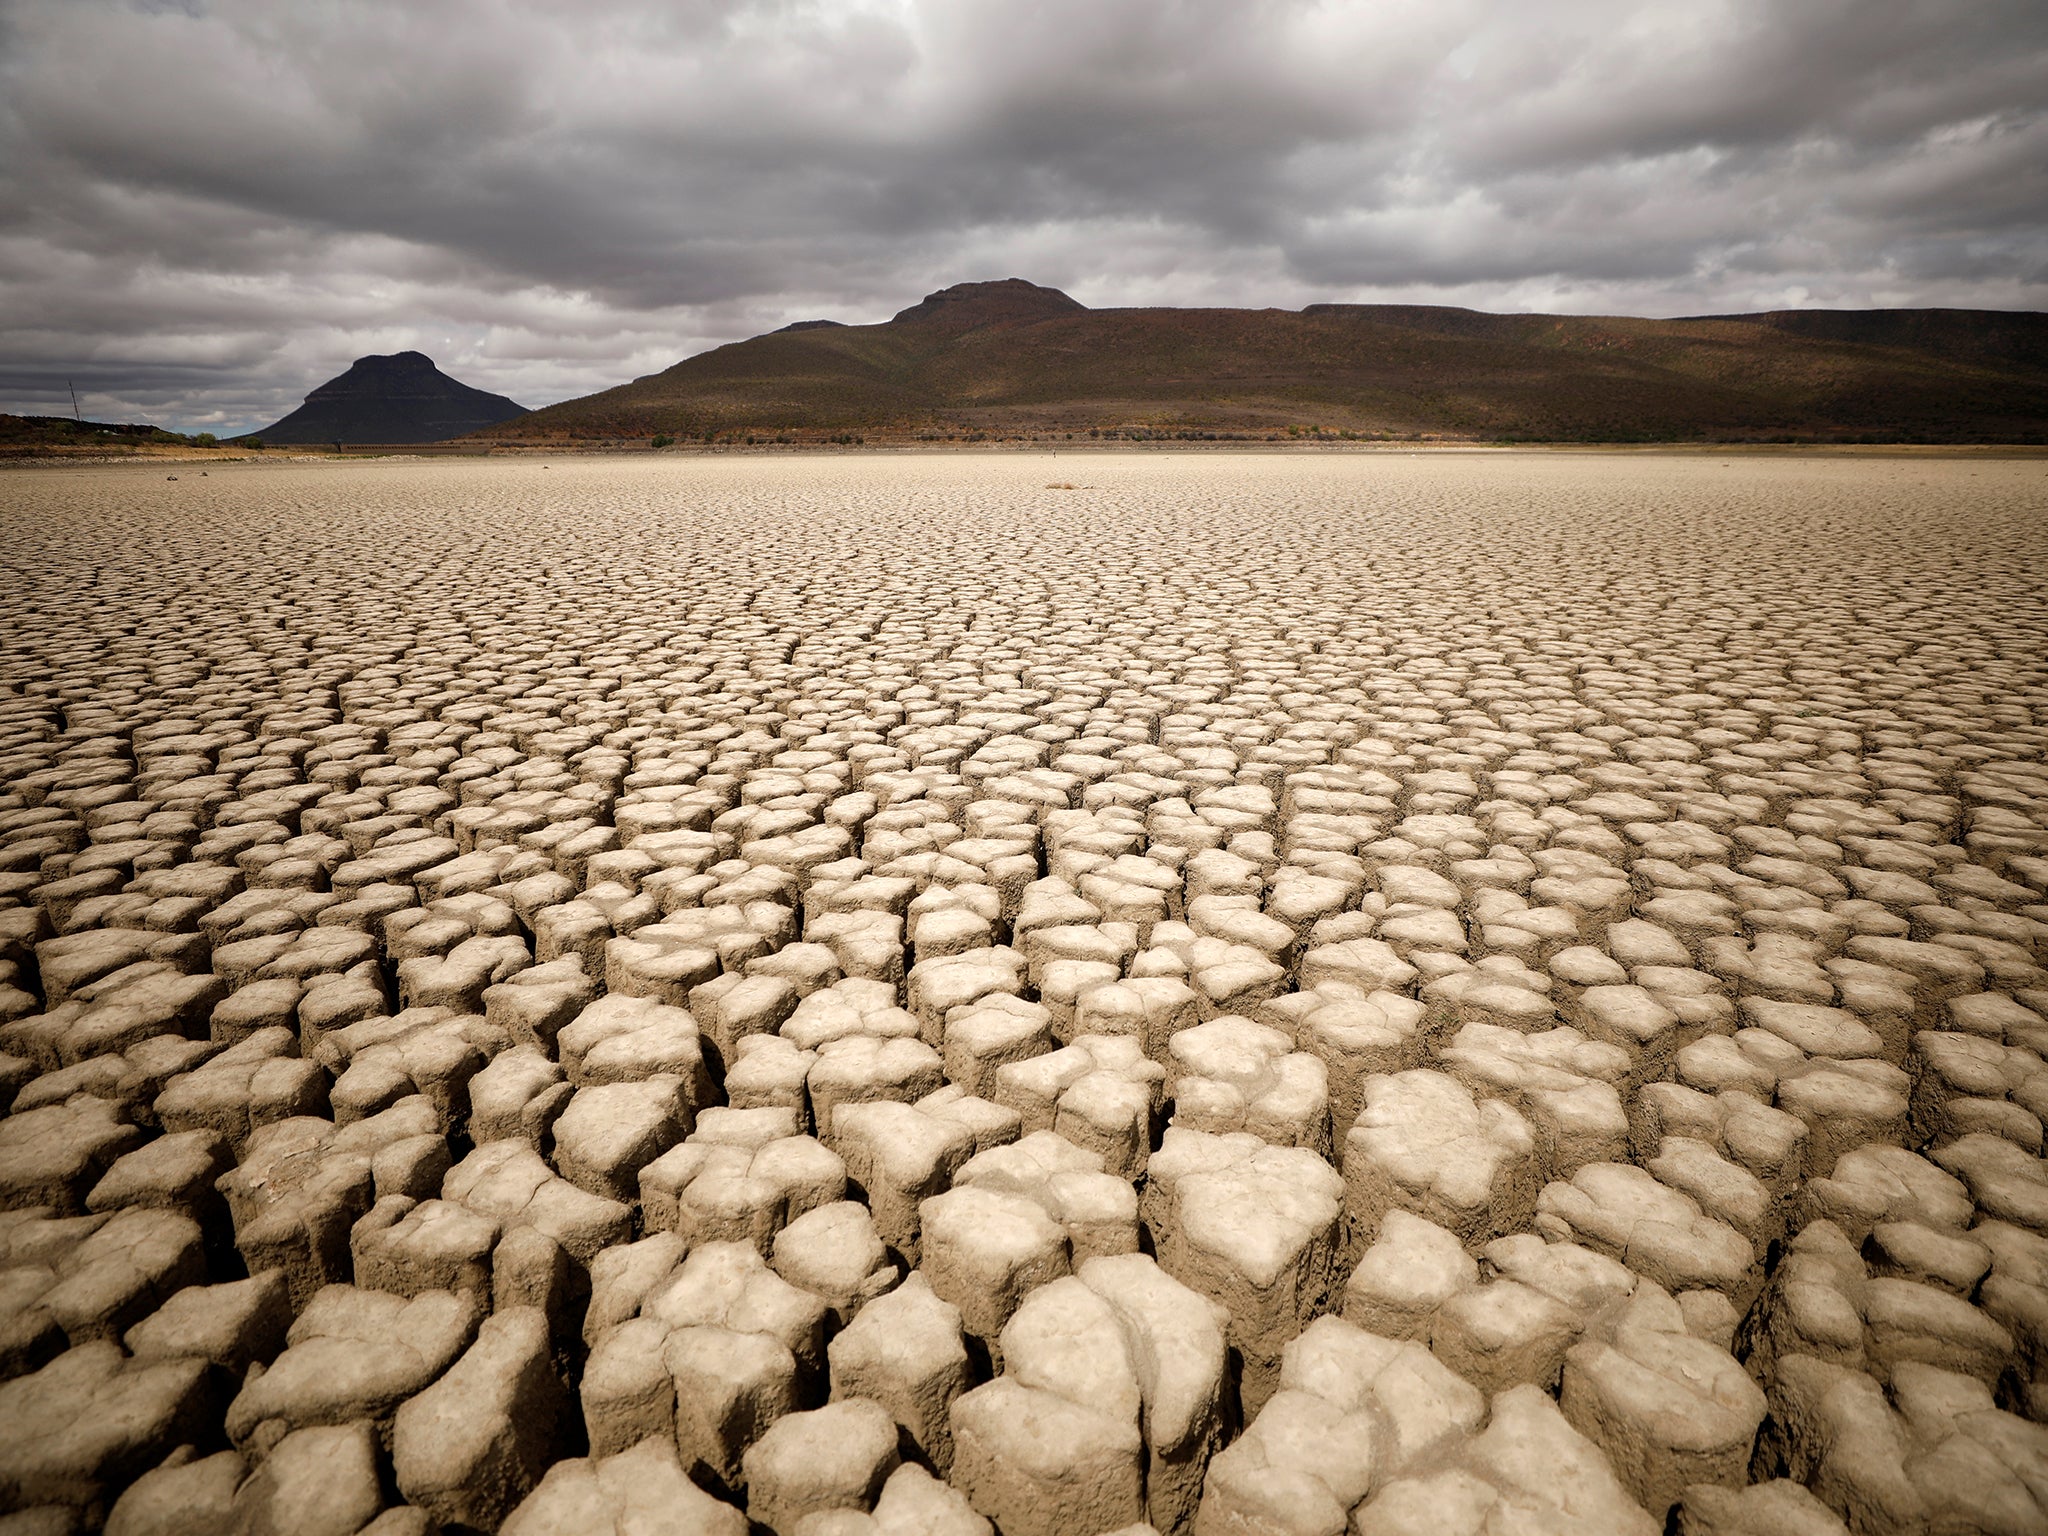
xmin=68 ymin=382 xmax=81 ymax=422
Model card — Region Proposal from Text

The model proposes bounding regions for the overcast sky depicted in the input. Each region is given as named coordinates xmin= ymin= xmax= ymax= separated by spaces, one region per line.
xmin=3 ymin=0 xmax=2044 ymax=433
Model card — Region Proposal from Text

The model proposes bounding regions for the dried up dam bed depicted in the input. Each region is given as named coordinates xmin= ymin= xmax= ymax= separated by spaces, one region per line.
xmin=1 ymin=451 xmax=2046 ymax=1535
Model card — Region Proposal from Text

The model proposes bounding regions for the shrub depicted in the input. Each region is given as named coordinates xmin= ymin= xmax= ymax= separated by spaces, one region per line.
xmin=193 ymin=432 xmax=218 ymax=447
xmin=651 ymin=434 xmax=674 ymax=449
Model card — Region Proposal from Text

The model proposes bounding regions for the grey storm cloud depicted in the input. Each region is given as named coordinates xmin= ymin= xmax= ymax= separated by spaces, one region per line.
xmin=2 ymin=0 xmax=2044 ymax=432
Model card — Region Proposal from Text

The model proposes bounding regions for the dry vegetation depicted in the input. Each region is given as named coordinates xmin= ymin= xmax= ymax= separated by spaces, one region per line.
xmin=1 ymin=452 xmax=2046 ymax=1535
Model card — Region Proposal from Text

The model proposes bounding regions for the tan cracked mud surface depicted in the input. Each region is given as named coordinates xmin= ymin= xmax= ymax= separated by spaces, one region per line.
xmin=1 ymin=449 xmax=2046 ymax=1535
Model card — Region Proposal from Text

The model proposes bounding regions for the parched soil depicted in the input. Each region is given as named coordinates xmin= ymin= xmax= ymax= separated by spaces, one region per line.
xmin=1 ymin=451 xmax=2045 ymax=1535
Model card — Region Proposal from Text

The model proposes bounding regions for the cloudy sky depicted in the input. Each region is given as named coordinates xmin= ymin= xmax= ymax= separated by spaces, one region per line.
xmin=3 ymin=0 xmax=2044 ymax=433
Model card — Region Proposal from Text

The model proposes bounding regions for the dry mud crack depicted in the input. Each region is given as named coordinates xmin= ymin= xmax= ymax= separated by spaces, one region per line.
xmin=1 ymin=451 xmax=2046 ymax=1535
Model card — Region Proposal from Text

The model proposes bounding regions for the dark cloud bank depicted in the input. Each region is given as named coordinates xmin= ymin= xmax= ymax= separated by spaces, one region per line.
xmin=3 ymin=0 xmax=2044 ymax=433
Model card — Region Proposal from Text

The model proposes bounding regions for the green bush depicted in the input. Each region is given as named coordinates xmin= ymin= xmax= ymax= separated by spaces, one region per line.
xmin=651 ymin=434 xmax=674 ymax=449
xmin=193 ymin=432 xmax=218 ymax=447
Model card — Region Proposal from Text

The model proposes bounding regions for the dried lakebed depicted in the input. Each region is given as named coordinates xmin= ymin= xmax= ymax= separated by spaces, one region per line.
xmin=1 ymin=450 xmax=2046 ymax=1536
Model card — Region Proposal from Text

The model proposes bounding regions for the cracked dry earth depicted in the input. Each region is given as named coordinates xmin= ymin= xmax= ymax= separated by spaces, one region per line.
xmin=0 ymin=451 xmax=2046 ymax=1536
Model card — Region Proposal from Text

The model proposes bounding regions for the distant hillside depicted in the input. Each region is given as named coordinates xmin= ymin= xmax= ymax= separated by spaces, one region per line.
xmin=261 ymin=352 xmax=527 ymax=444
xmin=0 ymin=414 xmax=214 ymax=458
xmin=473 ymin=280 xmax=2048 ymax=444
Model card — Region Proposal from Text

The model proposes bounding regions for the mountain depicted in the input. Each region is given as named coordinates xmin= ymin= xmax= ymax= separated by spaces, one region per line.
xmin=259 ymin=352 xmax=527 ymax=444
xmin=471 ymin=280 xmax=2048 ymax=444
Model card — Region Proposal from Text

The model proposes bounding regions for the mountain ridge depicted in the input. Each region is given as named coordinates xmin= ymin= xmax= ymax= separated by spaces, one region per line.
xmin=471 ymin=282 xmax=2048 ymax=444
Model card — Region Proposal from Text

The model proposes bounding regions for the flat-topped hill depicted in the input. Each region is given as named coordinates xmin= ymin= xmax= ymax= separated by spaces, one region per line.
xmin=260 ymin=351 xmax=528 ymax=444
